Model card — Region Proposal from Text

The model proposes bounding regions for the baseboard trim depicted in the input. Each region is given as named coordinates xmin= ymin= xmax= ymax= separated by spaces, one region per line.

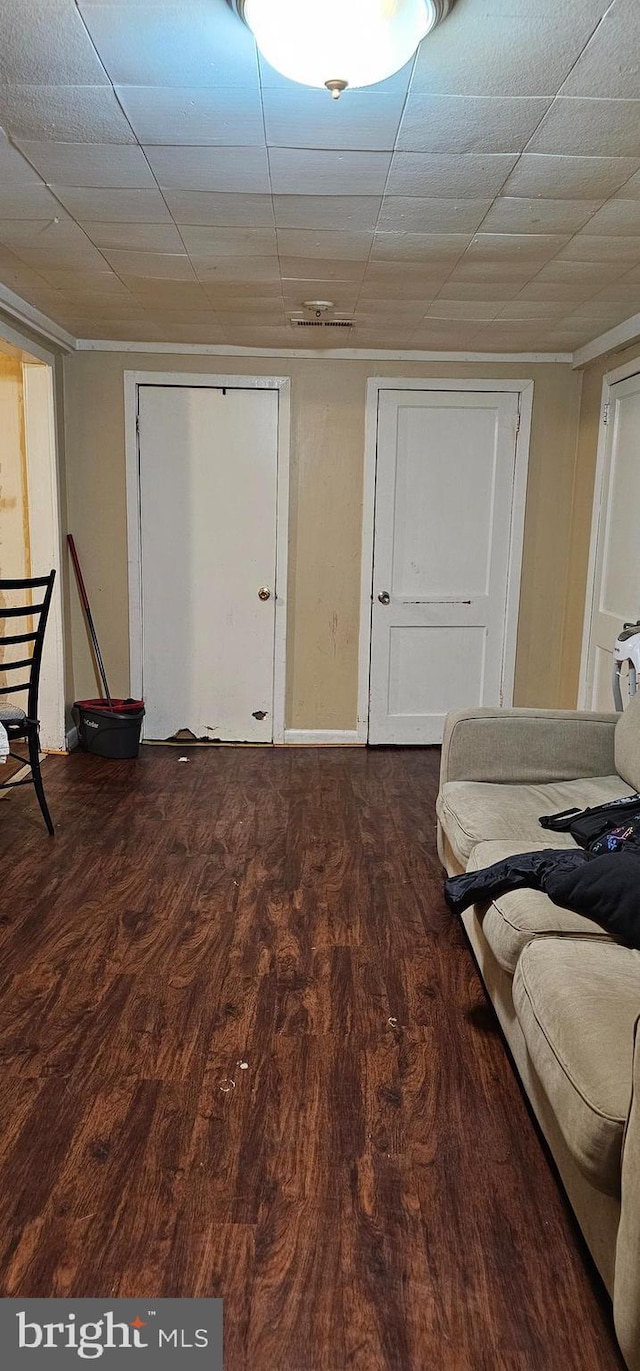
xmin=283 ymin=729 xmax=364 ymax=746
xmin=66 ymin=725 xmax=79 ymax=752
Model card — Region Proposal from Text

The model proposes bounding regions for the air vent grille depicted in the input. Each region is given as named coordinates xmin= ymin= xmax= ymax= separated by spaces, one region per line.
xmin=290 ymin=317 xmax=355 ymax=329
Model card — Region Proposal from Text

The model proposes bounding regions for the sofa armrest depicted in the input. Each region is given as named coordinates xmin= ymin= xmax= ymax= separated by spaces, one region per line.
xmin=440 ymin=707 xmax=619 ymax=787
xmin=614 ymin=1017 xmax=640 ymax=1371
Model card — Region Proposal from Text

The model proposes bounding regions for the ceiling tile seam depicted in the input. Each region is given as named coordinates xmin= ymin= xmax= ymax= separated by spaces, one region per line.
xmin=70 ymin=0 xmax=194 ymax=299
xmin=71 ymin=0 xmax=120 ymax=88
xmin=258 ymin=54 xmax=288 ymax=321
xmin=474 ymin=64 xmax=640 ymax=302
xmin=351 ymin=50 xmax=421 ymax=318
xmin=401 ymin=92 xmax=562 ymax=310
xmin=554 ymin=0 xmax=619 ymax=101
xmin=1 ymin=130 xmax=121 ymax=288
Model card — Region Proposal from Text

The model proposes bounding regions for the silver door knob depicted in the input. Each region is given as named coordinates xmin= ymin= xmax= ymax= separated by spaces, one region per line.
xmin=258 ymin=587 xmax=271 ymax=601
xmin=378 ymin=591 xmax=391 ymax=605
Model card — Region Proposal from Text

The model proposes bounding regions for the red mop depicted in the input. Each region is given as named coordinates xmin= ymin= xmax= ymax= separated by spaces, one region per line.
xmin=68 ymin=534 xmax=145 ymax=757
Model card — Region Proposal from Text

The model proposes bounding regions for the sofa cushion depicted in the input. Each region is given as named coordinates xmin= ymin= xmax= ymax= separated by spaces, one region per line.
xmin=513 ymin=938 xmax=640 ymax=1195
xmin=615 ymin=692 xmax=640 ymax=791
xmin=436 ymin=774 xmax=632 ymax=868
xmin=467 ymin=841 xmax=612 ymax=975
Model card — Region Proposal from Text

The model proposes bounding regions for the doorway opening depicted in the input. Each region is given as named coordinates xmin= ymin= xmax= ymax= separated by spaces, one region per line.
xmin=0 ymin=331 xmax=64 ymax=754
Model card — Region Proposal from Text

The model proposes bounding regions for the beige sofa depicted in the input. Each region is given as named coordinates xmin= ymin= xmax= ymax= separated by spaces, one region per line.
xmin=436 ymin=696 xmax=640 ymax=1371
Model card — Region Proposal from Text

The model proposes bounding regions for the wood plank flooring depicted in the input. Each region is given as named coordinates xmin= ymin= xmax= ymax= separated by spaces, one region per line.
xmin=0 ymin=746 xmax=624 ymax=1369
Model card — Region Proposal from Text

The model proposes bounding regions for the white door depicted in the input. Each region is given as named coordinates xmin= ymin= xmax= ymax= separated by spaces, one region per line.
xmin=582 ymin=370 xmax=640 ymax=711
xmin=138 ymin=384 xmax=279 ymax=742
xmin=368 ymin=388 xmax=521 ymax=744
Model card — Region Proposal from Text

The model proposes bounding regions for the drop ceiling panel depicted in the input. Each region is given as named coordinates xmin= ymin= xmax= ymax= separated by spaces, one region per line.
xmin=580 ymin=200 xmax=640 ymax=235
xmin=371 ymin=232 xmax=471 ymax=263
xmin=557 ymin=234 xmax=640 ymax=262
xmin=529 ymin=98 xmax=640 ymax=158
xmin=279 ymin=255 xmax=367 ymax=282
xmin=268 ymin=149 xmax=392 ymax=196
xmin=561 ymin=1 xmax=640 ymax=99
xmin=0 ymin=0 xmax=638 ymax=351
xmin=377 ymin=197 xmax=493 ymax=233
xmin=275 ymin=229 xmax=374 ymax=260
xmin=615 ymin=170 xmax=640 ymax=200
xmin=102 ymin=248 xmax=197 ymax=279
xmin=144 ymin=145 xmax=270 ymax=192
xmin=166 ymin=191 xmax=275 ymax=226
xmin=272 ymin=196 xmax=382 ymax=230
xmin=262 ymin=89 xmax=406 ymax=151
xmin=83 ymin=221 xmax=185 ymax=251
xmin=0 ymin=86 xmax=137 ymax=142
xmin=117 ymin=86 xmax=265 ymax=146
xmin=410 ymin=7 xmax=611 ymax=97
xmin=77 ymin=3 xmax=259 ymax=87
xmin=481 ymin=197 xmax=601 ymax=234
xmin=0 ymin=184 xmax=65 ymax=219
xmin=178 ymin=225 xmax=278 ymax=256
xmin=192 ymin=255 xmax=281 ymax=282
xmin=397 ymin=96 xmax=551 ymax=154
xmin=482 ymin=152 xmax=640 ymax=200
xmin=385 ymin=153 xmax=519 ymax=197
xmin=51 ymin=186 xmax=172 ymax=222
xmin=0 ymin=0 xmax=110 ymax=85
xmin=14 ymin=140 xmax=157 ymax=187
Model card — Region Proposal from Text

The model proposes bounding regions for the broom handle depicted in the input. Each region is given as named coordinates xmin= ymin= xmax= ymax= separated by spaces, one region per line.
xmin=67 ymin=534 xmax=114 ymax=709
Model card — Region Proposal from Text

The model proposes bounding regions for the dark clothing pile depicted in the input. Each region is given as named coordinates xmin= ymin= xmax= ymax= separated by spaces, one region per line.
xmin=444 ymin=792 xmax=640 ymax=948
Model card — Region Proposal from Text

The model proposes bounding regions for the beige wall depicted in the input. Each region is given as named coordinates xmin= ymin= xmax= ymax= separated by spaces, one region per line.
xmin=0 ymin=351 xmax=29 ymax=583
xmin=62 ymin=349 xmax=584 ymax=728
xmin=560 ymin=341 xmax=640 ymax=708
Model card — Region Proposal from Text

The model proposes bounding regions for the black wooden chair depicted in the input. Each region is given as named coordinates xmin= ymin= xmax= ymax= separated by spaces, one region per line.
xmin=0 ymin=571 xmax=56 ymax=835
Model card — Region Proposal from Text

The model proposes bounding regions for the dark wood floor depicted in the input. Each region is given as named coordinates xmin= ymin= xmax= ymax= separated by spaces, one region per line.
xmin=0 ymin=745 xmax=623 ymax=1370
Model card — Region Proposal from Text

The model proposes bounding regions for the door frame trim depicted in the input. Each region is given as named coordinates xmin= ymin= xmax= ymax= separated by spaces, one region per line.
xmin=577 ymin=356 xmax=640 ymax=708
xmin=358 ymin=377 xmax=534 ymax=742
xmin=123 ymin=370 xmax=291 ymax=744
xmin=0 ymin=320 xmax=66 ymax=752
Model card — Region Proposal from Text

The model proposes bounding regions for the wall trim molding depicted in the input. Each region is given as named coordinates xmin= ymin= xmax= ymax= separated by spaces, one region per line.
xmin=76 ymin=338 xmax=573 ymax=363
xmin=283 ymin=729 xmax=363 ymax=745
xmin=573 ymin=312 xmax=640 ymax=369
xmin=0 ymin=282 xmax=75 ymax=352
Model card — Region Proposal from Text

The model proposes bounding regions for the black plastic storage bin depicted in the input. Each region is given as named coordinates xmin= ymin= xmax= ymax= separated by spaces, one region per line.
xmin=74 ymin=698 xmax=145 ymax=759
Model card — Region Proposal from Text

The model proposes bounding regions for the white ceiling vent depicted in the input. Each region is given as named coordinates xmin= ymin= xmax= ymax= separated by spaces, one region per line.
xmin=289 ymin=315 xmax=355 ymax=329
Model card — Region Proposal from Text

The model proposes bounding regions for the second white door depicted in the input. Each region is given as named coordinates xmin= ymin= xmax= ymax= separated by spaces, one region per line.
xmin=369 ymin=388 xmax=522 ymax=744
xmin=138 ymin=384 xmax=279 ymax=742
xmin=581 ymin=369 xmax=640 ymax=711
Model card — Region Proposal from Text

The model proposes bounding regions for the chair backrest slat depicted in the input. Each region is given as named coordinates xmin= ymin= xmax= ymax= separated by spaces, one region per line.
xmin=1 ymin=656 xmax=34 ymax=673
xmin=0 ymin=631 xmax=38 ymax=646
xmin=0 ymin=602 xmax=45 ymax=619
xmin=0 ymin=571 xmax=56 ymax=717
xmin=0 ymin=576 xmax=51 ymax=590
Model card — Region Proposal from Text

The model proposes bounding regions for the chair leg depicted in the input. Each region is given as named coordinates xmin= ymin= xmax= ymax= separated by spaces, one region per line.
xmin=27 ymin=728 xmax=54 ymax=836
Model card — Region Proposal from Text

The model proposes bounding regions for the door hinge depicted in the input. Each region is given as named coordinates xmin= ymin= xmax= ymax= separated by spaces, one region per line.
xmin=514 ymin=412 xmax=521 ymax=436
xmin=603 ymin=402 xmax=610 ymax=426
xmin=136 ymin=412 xmax=140 ymax=437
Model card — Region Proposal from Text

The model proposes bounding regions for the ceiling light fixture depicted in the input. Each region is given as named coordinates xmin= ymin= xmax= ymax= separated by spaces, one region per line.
xmin=228 ymin=0 xmax=452 ymax=97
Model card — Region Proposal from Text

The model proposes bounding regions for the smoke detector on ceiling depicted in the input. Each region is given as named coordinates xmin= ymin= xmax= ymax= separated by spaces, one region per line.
xmin=302 ymin=299 xmax=335 ymax=318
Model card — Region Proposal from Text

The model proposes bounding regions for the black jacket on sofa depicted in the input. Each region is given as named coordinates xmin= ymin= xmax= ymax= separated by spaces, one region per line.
xmin=444 ymin=848 xmax=640 ymax=948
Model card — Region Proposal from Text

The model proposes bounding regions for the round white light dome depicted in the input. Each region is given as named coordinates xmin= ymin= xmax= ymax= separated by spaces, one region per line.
xmin=235 ymin=0 xmax=447 ymax=92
